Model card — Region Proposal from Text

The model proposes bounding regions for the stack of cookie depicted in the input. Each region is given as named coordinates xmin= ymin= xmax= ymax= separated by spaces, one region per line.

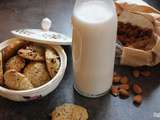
xmin=0 ymin=40 xmax=60 ymax=90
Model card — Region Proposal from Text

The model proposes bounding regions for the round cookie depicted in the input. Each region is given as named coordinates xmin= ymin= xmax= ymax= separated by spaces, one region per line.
xmin=45 ymin=48 xmax=60 ymax=77
xmin=5 ymin=55 xmax=25 ymax=72
xmin=23 ymin=62 xmax=50 ymax=87
xmin=4 ymin=69 xmax=33 ymax=90
xmin=51 ymin=103 xmax=88 ymax=120
xmin=18 ymin=44 xmax=45 ymax=61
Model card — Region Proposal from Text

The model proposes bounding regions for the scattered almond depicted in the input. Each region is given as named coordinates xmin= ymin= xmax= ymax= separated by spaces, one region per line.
xmin=133 ymin=95 xmax=142 ymax=105
xmin=120 ymin=76 xmax=129 ymax=84
xmin=119 ymin=84 xmax=129 ymax=90
xmin=111 ymin=86 xmax=119 ymax=97
xmin=113 ymin=75 xmax=121 ymax=84
xmin=119 ymin=89 xmax=129 ymax=97
xmin=133 ymin=84 xmax=142 ymax=94
xmin=140 ymin=71 xmax=151 ymax=77
xmin=111 ymin=72 xmax=144 ymax=107
xmin=132 ymin=70 xmax=140 ymax=78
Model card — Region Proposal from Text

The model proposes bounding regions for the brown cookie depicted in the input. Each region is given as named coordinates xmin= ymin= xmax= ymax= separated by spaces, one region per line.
xmin=0 ymin=52 xmax=3 ymax=85
xmin=51 ymin=103 xmax=88 ymax=120
xmin=4 ymin=69 xmax=33 ymax=90
xmin=2 ymin=38 xmax=26 ymax=61
xmin=23 ymin=62 xmax=50 ymax=87
xmin=45 ymin=48 xmax=60 ymax=77
xmin=18 ymin=44 xmax=45 ymax=61
xmin=5 ymin=55 xmax=25 ymax=72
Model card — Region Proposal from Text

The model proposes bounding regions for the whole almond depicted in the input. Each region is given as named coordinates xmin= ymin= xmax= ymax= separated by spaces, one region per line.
xmin=119 ymin=84 xmax=129 ymax=90
xmin=132 ymin=70 xmax=140 ymax=78
xmin=133 ymin=95 xmax=142 ymax=105
xmin=119 ymin=89 xmax=129 ymax=97
xmin=133 ymin=84 xmax=142 ymax=94
xmin=111 ymin=86 xmax=119 ymax=97
xmin=120 ymin=76 xmax=129 ymax=84
xmin=140 ymin=71 xmax=151 ymax=77
xmin=113 ymin=75 xmax=121 ymax=84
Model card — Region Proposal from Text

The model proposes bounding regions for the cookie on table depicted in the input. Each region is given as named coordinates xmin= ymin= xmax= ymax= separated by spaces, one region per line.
xmin=51 ymin=103 xmax=88 ymax=120
xmin=5 ymin=55 xmax=25 ymax=72
xmin=18 ymin=44 xmax=45 ymax=61
xmin=0 ymin=52 xmax=3 ymax=85
xmin=45 ymin=48 xmax=60 ymax=77
xmin=23 ymin=62 xmax=50 ymax=87
xmin=4 ymin=69 xmax=33 ymax=90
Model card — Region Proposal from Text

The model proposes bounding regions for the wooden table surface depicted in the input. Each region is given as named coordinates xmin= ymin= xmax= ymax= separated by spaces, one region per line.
xmin=0 ymin=0 xmax=160 ymax=120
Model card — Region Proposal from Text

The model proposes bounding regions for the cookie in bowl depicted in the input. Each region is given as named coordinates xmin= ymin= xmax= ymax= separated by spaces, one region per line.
xmin=0 ymin=52 xmax=3 ymax=85
xmin=5 ymin=55 xmax=25 ymax=72
xmin=2 ymin=38 xmax=26 ymax=61
xmin=0 ymin=38 xmax=67 ymax=101
xmin=4 ymin=69 xmax=33 ymax=90
xmin=23 ymin=62 xmax=50 ymax=87
xmin=45 ymin=48 xmax=60 ymax=77
xmin=18 ymin=44 xmax=45 ymax=61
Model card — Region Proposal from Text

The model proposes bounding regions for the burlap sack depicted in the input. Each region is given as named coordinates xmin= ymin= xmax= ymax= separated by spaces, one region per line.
xmin=115 ymin=1 xmax=160 ymax=67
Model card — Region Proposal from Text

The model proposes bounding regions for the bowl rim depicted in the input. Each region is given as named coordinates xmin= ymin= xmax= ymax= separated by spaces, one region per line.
xmin=0 ymin=38 xmax=67 ymax=94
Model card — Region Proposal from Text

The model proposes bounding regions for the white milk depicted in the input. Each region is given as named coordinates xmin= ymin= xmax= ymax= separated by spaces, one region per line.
xmin=72 ymin=0 xmax=117 ymax=97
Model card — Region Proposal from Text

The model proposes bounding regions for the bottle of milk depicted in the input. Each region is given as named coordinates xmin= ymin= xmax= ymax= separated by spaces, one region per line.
xmin=72 ymin=0 xmax=117 ymax=98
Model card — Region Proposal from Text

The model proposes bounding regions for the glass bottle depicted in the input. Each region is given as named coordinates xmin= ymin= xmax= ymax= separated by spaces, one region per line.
xmin=72 ymin=0 xmax=117 ymax=98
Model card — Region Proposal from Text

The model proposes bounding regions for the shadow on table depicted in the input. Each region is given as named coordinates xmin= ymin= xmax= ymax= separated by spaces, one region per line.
xmin=73 ymin=90 xmax=111 ymax=120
